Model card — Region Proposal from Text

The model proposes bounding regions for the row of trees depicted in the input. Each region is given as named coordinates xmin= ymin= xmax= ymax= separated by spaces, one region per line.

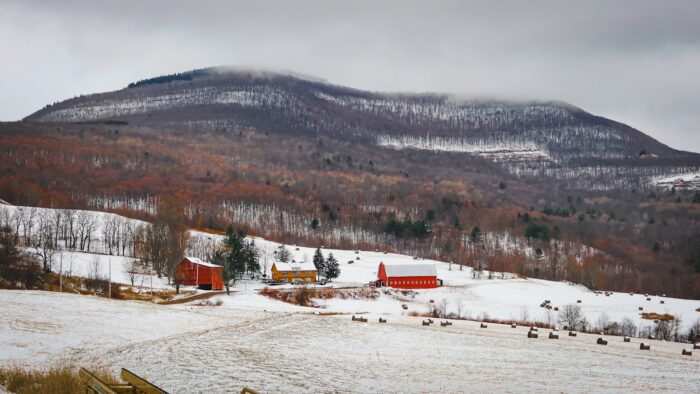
xmin=559 ymin=304 xmax=700 ymax=343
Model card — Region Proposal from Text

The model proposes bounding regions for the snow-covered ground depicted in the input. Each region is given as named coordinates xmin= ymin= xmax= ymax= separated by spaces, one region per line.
xmin=1 ymin=203 xmax=698 ymax=331
xmin=1 ymin=290 xmax=699 ymax=393
xmin=653 ymin=171 xmax=700 ymax=189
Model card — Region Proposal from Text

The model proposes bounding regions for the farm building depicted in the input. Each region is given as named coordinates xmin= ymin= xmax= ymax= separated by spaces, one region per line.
xmin=271 ymin=261 xmax=317 ymax=284
xmin=377 ymin=261 xmax=438 ymax=289
xmin=175 ymin=257 xmax=224 ymax=290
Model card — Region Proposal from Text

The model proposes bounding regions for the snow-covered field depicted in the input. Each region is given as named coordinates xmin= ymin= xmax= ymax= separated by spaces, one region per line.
xmin=1 ymin=290 xmax=699 ymax=393
xmin=1 ymin=204 xmax=700 ymax=392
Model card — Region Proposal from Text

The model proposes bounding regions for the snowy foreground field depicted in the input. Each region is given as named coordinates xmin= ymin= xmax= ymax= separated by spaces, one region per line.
xmin=1 ymin=290 xmax=699 ymax=393
xmin=1 ymin=205 xmax=700 ymax=392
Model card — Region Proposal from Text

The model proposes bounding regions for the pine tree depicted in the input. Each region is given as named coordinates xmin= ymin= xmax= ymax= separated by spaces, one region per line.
xmin=325 ymin=253 xmax=340 ymax=281
xmin=277 ymin=246 xmax=291 ymax=262
xmin=244 ymin=239 xmax=260 ymax=275
xmin=313 ymin=247 xmax=326 ymax=278
xmin=222 ymin=226 xmax=247 ymax=294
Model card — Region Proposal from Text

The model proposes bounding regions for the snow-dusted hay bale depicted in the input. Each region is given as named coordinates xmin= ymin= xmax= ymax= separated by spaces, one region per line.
xmin=639 ymin=343 xmax=650 ymax=350
xmin=660 ymin=300 xmax=665 ymax=304
xmin=511 ymin=323 xmax=517 ymax=328
xmin=630 ymin=292 xmax=634 ymax=296
xmin=356 ymin=256 xmax=360 ymax=260
xmin=682 ymin=349 xmax=693 ymax=356
xmin=527 ymin=330 xmax=538 ymax=339
xmin=549 ymin=332 xmax=559 ymax=339
xmin=440 ymin=321 xmax=448 ymax=327
xmin=428 ymin=319 xmax=434 ymax=324
xmin=553 ymin=307 xmax=559 ymax=311
xmin=597 ymin=338 xmax=608 ymax=345
xmin=378 ymin=317 xmax=387 ymax=323
xmin=355 ymin=250 xmax=359 ymax=254
xmin=401 ymin=304 xmax=408 ymax=310
xmin=568 ymin=331 xmax=577 ymax=337
xmin=577 ymin=299 xmax=582 ymax=303
xmin=440 ymin=320 xmax=452 ymax=326
xmin=352 ymin=315 xmax=359 ymax=321
xmin=383 ymin=251 xmax=388 ymax=254
xmin=694 ymin=343 xmax=700 ymax=349
xmin=624 ymin=336 xmax=631 ymax=343
xmin=480 ymin=323 xmax=488 ymax=328
xmin=638 ymin=307 xmax=643 ymax=311
xmin=530 ymin=326 xmax=538 ymax=332
xmin=429 ymin=299 xmax=434 ymax=303
xmin=646 ymin=297 xmax=651 ymax=301
xmin=359 ymin=317 xmax=368 ymax=323
xmin=422 ymin=320 xmax=430 ymax=326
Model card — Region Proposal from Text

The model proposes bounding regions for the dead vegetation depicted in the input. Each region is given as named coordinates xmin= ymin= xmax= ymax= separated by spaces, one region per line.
xmin=259 ymin=287 xmax=379 ymax=307
xmin=641 ymin=312 xmax=676 ymax=321
xmin=0 ymin=364 xmax=117 ymax=394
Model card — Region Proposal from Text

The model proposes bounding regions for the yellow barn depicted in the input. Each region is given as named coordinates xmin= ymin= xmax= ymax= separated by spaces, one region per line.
xmin=271 ymin=261 xmax=317 ymax=284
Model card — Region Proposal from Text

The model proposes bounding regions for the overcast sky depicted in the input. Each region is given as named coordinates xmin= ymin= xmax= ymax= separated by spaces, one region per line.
xmin=2 ymin=0 xmax=699 ymax=152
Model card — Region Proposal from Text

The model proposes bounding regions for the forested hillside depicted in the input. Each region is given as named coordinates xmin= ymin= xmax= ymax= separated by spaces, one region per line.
xmin=2 ymin=68 xmax=699 ymax=298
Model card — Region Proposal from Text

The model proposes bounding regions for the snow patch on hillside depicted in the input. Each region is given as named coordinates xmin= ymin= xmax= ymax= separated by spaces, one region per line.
xmin=376 ymin=134 xmax=551 ymax=161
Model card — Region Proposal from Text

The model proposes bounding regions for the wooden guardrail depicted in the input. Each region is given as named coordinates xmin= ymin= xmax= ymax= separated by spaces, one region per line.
xmin=80 ymin=367 xmax=257 ymax=394
xmin=80 ymin=368 xmax=167 ymax=394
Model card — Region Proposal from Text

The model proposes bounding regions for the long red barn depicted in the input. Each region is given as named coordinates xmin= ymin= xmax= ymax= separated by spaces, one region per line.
xmin=377 ymin=261 xmax=438 ymax=289
xmin=176 ymin=257 xmax=224 ymax=290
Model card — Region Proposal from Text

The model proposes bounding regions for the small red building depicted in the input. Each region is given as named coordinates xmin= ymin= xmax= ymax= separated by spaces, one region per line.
xmin=176 ymin=257 xmax=224 ymax=290
xmin=377 ymin=261 xmax=438 ymax=289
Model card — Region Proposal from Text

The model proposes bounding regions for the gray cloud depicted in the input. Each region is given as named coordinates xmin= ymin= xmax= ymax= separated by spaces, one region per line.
xmin=1 ymin=0 xmax=699 ymax=152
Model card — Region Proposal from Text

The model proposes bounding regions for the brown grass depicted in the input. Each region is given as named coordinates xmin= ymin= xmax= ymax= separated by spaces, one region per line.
xmin=259 ymin=287 xmax=379 ymax=307
xmin=641 ymin=312 xmax=675 ymax=321
xmin=0 ymin=365 xmax=117 ymax=394
xmin=696 ymin=307 xmax=700 ymax=312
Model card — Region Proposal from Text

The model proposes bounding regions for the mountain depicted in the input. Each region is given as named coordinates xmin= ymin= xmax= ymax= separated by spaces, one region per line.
xmin=25 ymin=67 xmax=696 ymax=163
xmin=4 ymin=67 xmax=700 ymax=298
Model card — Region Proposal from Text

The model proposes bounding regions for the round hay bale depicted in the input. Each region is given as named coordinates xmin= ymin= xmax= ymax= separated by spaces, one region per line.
xmin=682 ymin=349 xmax=693 ymax=356
xmin=640 ymin=343 xmax=650 ymax=350
xmin=528 ymin=331 xmax=538 ymax=338
xmin=553 ymin=307 xmax=559 ymax=311
xmin=568 ymin=331 xmax=577 ymax=337
xmin=646 ymin=297 xmax=651 ymax=301
xmin=693 ymin=343 xmax=700 ymax=350
xmin=638 ymin=307 xmax=643 ymax=311
xmin=356 ymin=256 xmax=360 ymax=260
xmin=480 ymin=323 xmax=488 ymax=328
xmin=428 ymin=319 xmax=434 ymax=324
xmin=577 ymin=299 xmax=582 ymax=303
xmin=429 ymin=299 xmax=434 ymax=303
xmin=422 ymin=320 xmax=430 ymax=326
xmin=511 ymin=323 xmax=517 ymax=328
xmin=549 ymin=332 xmax=559 ymax=339
xmin=440 ymin=321 xmax=448 ymax=327
xmin=379 ymin=317 xmax=387 ymax=323
xmin=624 ymin=336 xmax=631 ymax=343
xmin=597 ymin=338 xmax=608 ymax=345
xmin=660 ymin=300 xmax=665 ymax=304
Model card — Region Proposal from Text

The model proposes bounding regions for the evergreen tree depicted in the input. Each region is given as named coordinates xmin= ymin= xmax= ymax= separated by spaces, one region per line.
xmin=312 ymin=247 xmax=326 ymax=278
xmin=469 ymin=226 xmax=483 ymax=244
xmin=310 ymin=218 xmax=320 ymax=230
xmin=277 ymin=246 xmax=291 ymax=262
xmin=244 ymin=239 xmax=261 ymax=275
xmin=325 ymin=253 xmax=340 ymax=281
xmin=222 ymin=226 xmax=247 ymax=294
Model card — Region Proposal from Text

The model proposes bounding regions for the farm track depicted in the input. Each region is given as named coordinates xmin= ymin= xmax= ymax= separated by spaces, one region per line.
xmin=158 ymin=291 xmax=227 ymax=305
